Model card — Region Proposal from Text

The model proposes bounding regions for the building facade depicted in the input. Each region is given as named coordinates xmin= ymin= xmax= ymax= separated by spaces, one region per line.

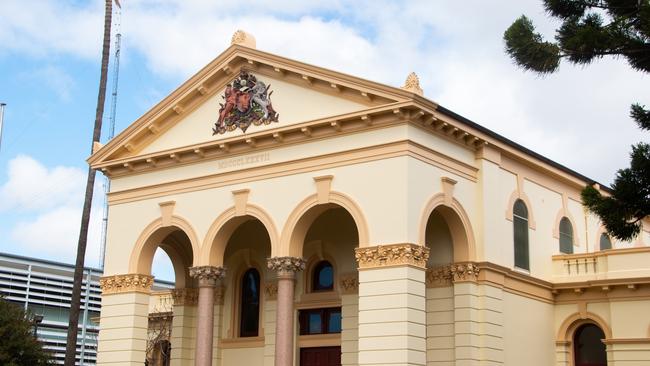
xmin=0 ymin=252 xmax=102 ymax=365
xmin=92 ymin=31 xmax=650 ymax=366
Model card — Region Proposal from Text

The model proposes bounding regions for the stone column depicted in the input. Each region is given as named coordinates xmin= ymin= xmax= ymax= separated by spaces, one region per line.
xmin=96 ymin=274 xmax=154 ymax=366
xmin=267 ymin=256 xmax=306 ymax=366
xmin=355 ymin=244 xmax=429 ymax=366
xmin=189 ymin=266 xmax=225 ymax=366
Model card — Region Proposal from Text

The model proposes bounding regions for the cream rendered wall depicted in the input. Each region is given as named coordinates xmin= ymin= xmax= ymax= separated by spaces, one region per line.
xmin=478 ymin=167 xmax=516 ymax=267
xmin=502 ymin=292 xmax=555 ymax=365
xmin=104 ymin=156 xmax=412 ymax=278
xmin=111 ymin=124 xmax=410 ymax=192
xmin=405 ymin=157 xmax=478 ymax=248
xmin=139 ymin=73 xmax=368 ymax=155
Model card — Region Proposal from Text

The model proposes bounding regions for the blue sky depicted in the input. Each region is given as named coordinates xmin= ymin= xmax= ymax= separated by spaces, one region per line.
xmin=0 ymin=0 xmax=646 ymax=282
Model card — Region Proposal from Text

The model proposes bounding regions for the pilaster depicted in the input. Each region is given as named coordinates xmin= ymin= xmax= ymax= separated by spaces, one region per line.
xmin=355 ymin=243 xmax=429 ymax=366
xmin=97 ymin=274 xmax=153 ymax=366
xmin=170 ymin=288 xmax=198 ymax=365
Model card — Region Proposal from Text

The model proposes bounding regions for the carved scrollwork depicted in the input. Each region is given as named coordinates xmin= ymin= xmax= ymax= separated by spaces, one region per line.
xmin=265 ymin=281 xmax=278 ymax=300
xmin=267 ymin=257 xmax=306 ymax=274
xmin=99 ymin=273 xmax=154 ymax=295
xmin=355 ymin=243 xmax=430 ymax=269
xmin=339 ymin=273 xmax=359 ymax=294
xmin=425 ymin=262 xmax=481 ymax=287
xmin=189 ymin=266 xmax=225 ymax=287
xmin=171 ymin=288 xmax=199 ymax=306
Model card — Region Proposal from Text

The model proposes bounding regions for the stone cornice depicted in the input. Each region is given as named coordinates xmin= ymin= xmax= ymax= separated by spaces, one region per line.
xmin=99 ymin=273 xmax=154 ymax=295
xmin=267 ymin=256 xmax=306 ymax=276
xmin=355 ymin=243 xmax=430 ymax=269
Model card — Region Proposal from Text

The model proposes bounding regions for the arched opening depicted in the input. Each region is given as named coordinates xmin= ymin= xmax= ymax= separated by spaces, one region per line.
xmin=132 ymin=224 xmax=196 ymax=366
xmin=134 ymin=225 xmax=196 ymax=288
xmin=222 ymin=217 xmax=272 ymax=339
xmin=574 ymin=323 xmax=607 ymax=366
xmin=560 ymin=217 xmax=574 ymax=254
xmin=513 ymin=199 xmax=530 ymax=270
xmin=299 ymin=206 xmax=358 ymax=365
xmin=599 ymin=233 xmax=612 ymax=251
xmin=424 ymin=205 xmax=472 ymax=266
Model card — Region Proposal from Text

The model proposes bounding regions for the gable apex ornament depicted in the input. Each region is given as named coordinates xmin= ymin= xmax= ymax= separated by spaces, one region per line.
xmin=212 ymin=71 xmax=279 ymax=135
xmin=231 ymin=30 xmax=256 ymax=48
xmin=402 ymin=72 xmax=423 ymax=96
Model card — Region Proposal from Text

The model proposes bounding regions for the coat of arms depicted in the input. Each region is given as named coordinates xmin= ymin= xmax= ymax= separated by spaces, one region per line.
xmin=212 ymin=71 xmax=279 ymax=135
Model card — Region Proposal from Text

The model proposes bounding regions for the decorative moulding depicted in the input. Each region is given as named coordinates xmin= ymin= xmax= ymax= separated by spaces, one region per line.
xmin=313 ymin=175 xmax=334 ymax=204
xmin=267 ymin=256 xmax=306 ymax=275
xmin=231 ymin=30 xmax=256 ymax=48
xmin=338 ymin=272 xmax=359 ymax=294
xmin=171 ymin=288 xmax=199 ymax=306
xmin=189 ymin=266 xmax=226 ymax=287
xmin=425 ymin=262 xmax=481 ymax=287
xmin=441 ymin=176 xmax=457 ymax=206
xmin=354 ymin=243 xmax=430 ymax=269
xmin=159 ymin=200 xmax=176 ymax=227
xmin=232 ymin=189 xmax=250 ymax=216
xmin=99 ymin=273 xmax=154 ymax=295
xmin=402 ymin=72 xmax=423 ymax=96
xmin=265 ymin=281 xmax=278 ymax=300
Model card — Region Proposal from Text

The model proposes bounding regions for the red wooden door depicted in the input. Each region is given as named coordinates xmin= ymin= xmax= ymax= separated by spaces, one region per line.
xmin=300 ymin=347 xmax=341 ymax=366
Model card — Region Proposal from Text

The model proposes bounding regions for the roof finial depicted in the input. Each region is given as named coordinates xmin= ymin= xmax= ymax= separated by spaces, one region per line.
xmin=402 ymin=72 xmax=423 ymax=96
xmin=231 ymin=30 xmax=256 ymax=49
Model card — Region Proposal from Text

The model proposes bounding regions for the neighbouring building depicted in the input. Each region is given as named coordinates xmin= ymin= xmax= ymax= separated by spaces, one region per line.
xmin=91 ymin=31 xmax=650 ymax=366
xmin=0 ymin=252 xmax=173 ymax=365
xmin=0 ymin=252 xmax=102 ymax=365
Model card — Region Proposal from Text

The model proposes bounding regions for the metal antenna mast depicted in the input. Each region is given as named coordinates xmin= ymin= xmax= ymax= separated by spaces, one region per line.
xmin=99 ymin=6 xmax=122 ymax=269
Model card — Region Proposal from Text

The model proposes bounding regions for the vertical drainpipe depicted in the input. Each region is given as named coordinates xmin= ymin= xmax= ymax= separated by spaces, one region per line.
xmin=80 ymin=268 xmax=91 ymax=364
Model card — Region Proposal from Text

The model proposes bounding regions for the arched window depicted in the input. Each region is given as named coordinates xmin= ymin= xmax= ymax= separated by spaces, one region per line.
xmin=559 ymin=217 xmax=574 ymax=254
xmin=312 ymin=260 xmax=334 ymax=292
xmin=574 ymin=323 xmax=607 ymax=366
xmin=513 ymin=199 xmax=529 ymax=270
xmin=239 ymin=268 xmax=260 ymax=337
xmin=599 ymin=233 xmax=612 ymax=250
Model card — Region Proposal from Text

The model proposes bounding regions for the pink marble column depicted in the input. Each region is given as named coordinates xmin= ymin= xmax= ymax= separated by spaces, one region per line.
xmin=189 ymin=266 xmax=225 ymax=366
xmin=267 ymin=257 xmax=305 ymax=366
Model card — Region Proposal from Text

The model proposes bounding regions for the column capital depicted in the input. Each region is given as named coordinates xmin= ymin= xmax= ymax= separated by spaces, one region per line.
xmin=267 ymin=256 xmax=306 ymax=277
xmin=355 ymin=243 xmax=430 ymax=269
xmin=189 ymin=266 xmax=225 ymax=287
xmin=426 ymin=262 xmax=481 ymax=287
xmin=171 ymin=288 xmax=199 ymax=306
xmin=99 ymin=273 xmax=154 ymax=294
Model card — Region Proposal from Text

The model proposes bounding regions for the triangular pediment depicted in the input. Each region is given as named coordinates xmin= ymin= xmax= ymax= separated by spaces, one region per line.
xmin=89 ymin=44 xmax=419 ymax=166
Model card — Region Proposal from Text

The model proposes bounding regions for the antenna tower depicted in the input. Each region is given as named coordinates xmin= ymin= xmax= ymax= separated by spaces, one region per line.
xmin=100 ymin=5 xmax=122 ymax=269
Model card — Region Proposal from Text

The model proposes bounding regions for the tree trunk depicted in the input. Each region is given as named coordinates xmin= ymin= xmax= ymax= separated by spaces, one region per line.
xmin=64 ymin=0 xmax=112 ymax=364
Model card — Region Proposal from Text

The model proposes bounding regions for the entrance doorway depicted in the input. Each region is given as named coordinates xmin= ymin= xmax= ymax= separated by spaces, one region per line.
xmin=300 ymin=347 xmax=341 ymax=366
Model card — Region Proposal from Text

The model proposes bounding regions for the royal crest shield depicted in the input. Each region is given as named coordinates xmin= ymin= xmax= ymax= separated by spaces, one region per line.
xmin=212 ymin=71 xmax=279 ymax=135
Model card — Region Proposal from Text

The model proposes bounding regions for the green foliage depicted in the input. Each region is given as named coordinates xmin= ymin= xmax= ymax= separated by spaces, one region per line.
xmin=0 ymin=297 xmax=54 ymax=365
xmin=504 ymin=16 xmax=561 ymax=73
xmin=582 ymin=143 xmax=650 ymax=240
xmin=504 ymin=0 xmax=650 ymax=240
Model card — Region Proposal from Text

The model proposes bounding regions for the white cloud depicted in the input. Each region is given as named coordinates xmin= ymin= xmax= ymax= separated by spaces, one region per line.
xmin=0 ymin=155 xmax=104 ymax=266
xmin=1 ymin=0 xmax=646 ymax=188
xmin=0 ymin=155 xmax=85 ymax=212
xmin=10 ymin=205 xmax=103 ymax=265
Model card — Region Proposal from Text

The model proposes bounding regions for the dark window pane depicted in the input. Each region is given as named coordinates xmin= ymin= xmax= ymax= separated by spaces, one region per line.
xmin=312 ymin=261 xmax=334 ymax=291
xmin=514 ymin=215 xmax=529 ymax=270
xmin=574 ymin=324 xmax=607 ymax=366
xmin=240 ymin=268 xmax=260 ymax=337
xmin=559 ymin=217 xmax=574 ymax=254
xmin=328 ymin=310 xmax=342 ymax=333
xmin=308 ymin=312 xmax=323 ymax=334
xmin=599 ymin=234 xmax=612 ymax=250
xmin=513 ymin=199 xmax=528 ymax=218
